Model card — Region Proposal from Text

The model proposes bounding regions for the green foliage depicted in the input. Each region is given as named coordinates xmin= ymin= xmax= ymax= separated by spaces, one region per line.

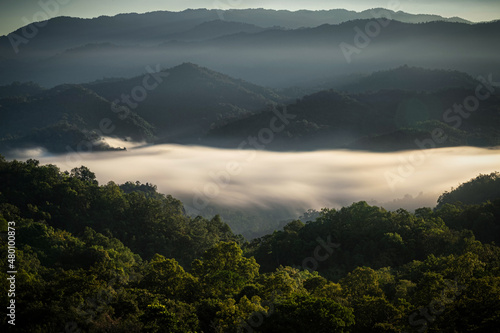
xmin=436 ymin=198 xmax=500 ymax=245
xmin=259 ymin=295 xmax=355 ymax=332
xmin=192 ymin=242 xmax=260 ymax=298
xmin=341 ymin=267 xmax=384 ymax=299
xmin=1 ymin=158 xmax=499 ymax=332
xmin=139 ymin=254 xmax=198 ymax=302
xmin=0 ymin=158 xmax=239 ymax=264
xmin=246 ymin=201 xmax=469 ymax=279
xmin=141 ymin=300 xmax=199 ymax=333
xmin=437 ymin=172 xmax=500 ymax=208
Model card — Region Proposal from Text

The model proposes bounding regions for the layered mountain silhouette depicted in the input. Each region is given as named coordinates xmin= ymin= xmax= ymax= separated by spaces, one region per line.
xmin=0 ymin=63 xmax=283 ymax=152
xmin=162 ymin=20 xmax=267 ymax=41
xmin=2 ymin=63 xmax=499 ymax=154
xmin=84 ymin=63 xmax=283 ymax=141
xmin=0 ymin=10 xmax=497 ymax=87
xmin=0 ymin=8 xmax=470 ymax=58
xmin=320 ymin=66 xmax=480 ymax=93
xmin=0 ymin=81 xmax=44 ymax=98
xmin=207 ymin=68 xmax=500 ymax=151
xmin=0 ymin=84 xmax=154 ymax=153
xmin=1 ymin=4 xmax=499 ymax=155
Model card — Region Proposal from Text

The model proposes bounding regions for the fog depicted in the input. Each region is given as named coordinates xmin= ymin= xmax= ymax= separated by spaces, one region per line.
xmin=2 ymin=19 xmax=500 ymax=88
xmin=21 ymin=143 xmax=499 ymax=218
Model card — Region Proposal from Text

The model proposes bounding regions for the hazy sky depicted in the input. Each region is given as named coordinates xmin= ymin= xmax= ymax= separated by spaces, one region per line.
xmin=0 ymin=0 xmax=499 ymax=35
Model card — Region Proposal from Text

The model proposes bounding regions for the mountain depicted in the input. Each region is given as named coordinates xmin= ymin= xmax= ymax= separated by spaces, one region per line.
xmin=2 ymin=64 xmax=498 ymax=153
xmin=207 ymin=90 xmax=373 ymax=149
xmin=281 ymin=66 xmax=482 ymax=99
xmin=207 ymin=76 xmax=500 ymax=151
xmin=319 ymin=66 xmax=480 ymax=93
xmin=0 ymin=11 xmax=221 ymax=59
xmin=437 ymin=171 xmax=500 ymax=208
xmin=3 ymin=157 xmax=500 ymax=332
xmin=219 ymin=8 xmax=470 ymax=28
xmin=162 ymin=20 xmax=267 ymax=41
xmin=0 ymin=81 xmax=44 ymax=98
xmin=0 ymin=84 xmax=154 ymax=153
xmin=84 ymin=62 xmax=283 ymax=142
xmin=0 ymin=11 xmax=492 ymax=88
xmin=0 ymin=8 xmax=470 ymax=58
xmin=348 ymin=120 xmax=471 ymax=151
xmin=0 ymin=63 xmax=284 ymax=153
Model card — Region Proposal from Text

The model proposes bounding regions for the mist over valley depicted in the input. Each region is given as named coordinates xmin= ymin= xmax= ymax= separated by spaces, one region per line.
xmin=2 ymin=4 xmax=500 ymax=332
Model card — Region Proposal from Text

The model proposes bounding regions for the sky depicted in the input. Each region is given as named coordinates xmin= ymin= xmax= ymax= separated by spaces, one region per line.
xmin=0 ymin=0 xmax=499 ymax=36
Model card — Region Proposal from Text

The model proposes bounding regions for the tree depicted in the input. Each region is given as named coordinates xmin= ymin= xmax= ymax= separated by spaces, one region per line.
xmin=71 ymin=166 xmax=98 ymax=185
xmin=350 ymin=295 xmax=402 ymax=332
xmin=141 ymin=300 xmax=199 ymax=333
xmin=260 ymin=295 xmax=355 ymax=333
xmin=192 ymin=242 xmax=259 ymax=298
xmin=437 ymin=172 xmax=500 ymax=208
xmin=341 ymin=267 xmax=384 ymax=299
xmin=139 ymin=254 xmax=198 ymax=302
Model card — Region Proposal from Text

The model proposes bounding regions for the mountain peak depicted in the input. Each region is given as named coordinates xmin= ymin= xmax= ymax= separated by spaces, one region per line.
xmin=175 ymin=62 xmax=201 ymax=69
xmin=169 ymin=62 xmax=208 ymax=76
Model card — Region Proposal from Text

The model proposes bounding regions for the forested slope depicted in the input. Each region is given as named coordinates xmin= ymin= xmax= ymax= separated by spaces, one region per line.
xmin=1 ymin=156 xmax=499 ymax=332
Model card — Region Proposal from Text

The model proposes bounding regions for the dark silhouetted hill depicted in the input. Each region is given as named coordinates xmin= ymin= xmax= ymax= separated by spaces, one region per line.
xmin=85 ymin=62 xmax=283 ymax=141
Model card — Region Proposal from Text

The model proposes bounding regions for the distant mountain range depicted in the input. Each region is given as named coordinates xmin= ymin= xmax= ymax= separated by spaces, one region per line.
xmin=1 ymin=65 xmax=499 ymax=153
xmin=1 ymin=9 xmax=498 ymax=153
xmin=0 ymin=84 xmax=154 ymax=153
xmin=317 ymin=66 xmax=480 ymax=93
xmin=207 ymin=66 xmax=500 ymax=150
xmin=0 ymin=63 xmax=282 ymax=153
xmin=0 ymin=10 xmax=497 ymax=87
xmin=162 ymin=20 xmax=267 ymax=41
xmin=83 ymin=62 xmax=283 ymax=141
xmin=0 ymin=8 xmax=471 ymax=55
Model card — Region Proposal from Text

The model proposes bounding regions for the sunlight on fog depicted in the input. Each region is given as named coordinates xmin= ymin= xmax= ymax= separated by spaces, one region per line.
xmin=24 ymin=143 xmax=500 ymax=214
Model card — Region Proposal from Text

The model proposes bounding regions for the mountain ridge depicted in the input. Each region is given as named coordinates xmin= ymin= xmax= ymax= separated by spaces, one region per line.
xmin=206 ymin=67 xmax=500 ymax=151
xmin=0 ymin=62 xmax=284 ymax=153
xmin=1 ymin=18 xmax=498 ymax=88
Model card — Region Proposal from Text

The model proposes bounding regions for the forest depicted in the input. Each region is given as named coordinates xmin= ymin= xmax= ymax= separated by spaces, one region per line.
xmin=1 ymin=155 xmax=499 ymax=332
xmin=2 ymin=66 xmax=500 ymax=154
xmin=1 ymin=4 xmax=500 ymax=332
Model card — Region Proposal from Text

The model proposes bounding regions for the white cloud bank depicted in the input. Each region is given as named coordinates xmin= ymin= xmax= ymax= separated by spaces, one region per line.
xmin=25 ymin=144 xmax=500 ymax=214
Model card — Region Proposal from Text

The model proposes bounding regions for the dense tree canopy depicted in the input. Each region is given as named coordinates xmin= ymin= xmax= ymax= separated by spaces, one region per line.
xmin=1 ymin=156 xmax=499 ymax=332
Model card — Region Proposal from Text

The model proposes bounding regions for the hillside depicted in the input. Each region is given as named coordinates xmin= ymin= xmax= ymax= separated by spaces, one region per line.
xmin=1 ymin=157 xmax=499 ymax=332
xmin=0 ymin=8 xmax=470 ymax=59
xmin=163 ymin=20 xmax=267 ymax=41
xmin=438 ymin=171 xmax=500 ymax=207
xmin=1 ymin=17 xmax=498 ymax=87
xmin=208 ymin=76 xmax=500 ymax=151
xmin=2 ymin=65 xmax=499 ymax=153
xmin=0 ymin=81 xmax=44 ymax=98
xmin=0 ymin=84 xmax=154 ymax=153
xmin=84 ymin=62 xmax=283 ymax=141
xmin=0 ymin=63 xmax=284 ymax=153
xmin=330 ymin=66 xmax=479 ymax=93
xmin=1 ymin=3 xmax=499 ymax=332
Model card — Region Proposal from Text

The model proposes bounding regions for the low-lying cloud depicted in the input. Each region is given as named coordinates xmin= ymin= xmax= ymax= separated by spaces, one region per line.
xmin=19 ymin=143 xmax=500 ymax=217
